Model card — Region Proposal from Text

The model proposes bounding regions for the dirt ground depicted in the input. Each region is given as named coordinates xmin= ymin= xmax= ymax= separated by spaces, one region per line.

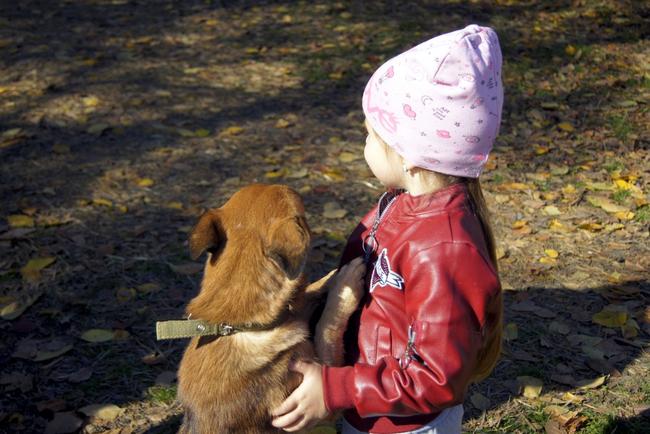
xmin=0 ymin=1 xmax=648 ymax=433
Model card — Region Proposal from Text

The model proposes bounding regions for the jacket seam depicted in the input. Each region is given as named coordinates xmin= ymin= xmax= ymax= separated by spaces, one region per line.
xmin=411 ymin=241 xmax=497 ymax=277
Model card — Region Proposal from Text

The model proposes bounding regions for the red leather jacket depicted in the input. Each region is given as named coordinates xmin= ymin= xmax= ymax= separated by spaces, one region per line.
xmin=322 ymin=183 xmax=501 ymax=433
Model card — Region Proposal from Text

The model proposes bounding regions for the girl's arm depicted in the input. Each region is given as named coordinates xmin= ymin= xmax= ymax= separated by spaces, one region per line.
xmin=323 ymin=242 xmax=501 ymax=416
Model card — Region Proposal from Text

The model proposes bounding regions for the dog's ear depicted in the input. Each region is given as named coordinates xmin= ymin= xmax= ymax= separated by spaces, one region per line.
xmin=189 ymin=210 xmax=226 ymax=261
xmin=267 ymin=215 xmax=310 ymax=278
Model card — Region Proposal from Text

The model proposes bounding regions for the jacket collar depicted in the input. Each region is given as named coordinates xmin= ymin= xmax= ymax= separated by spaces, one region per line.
xmin=396 ymin=183 xmax=471 ymax=218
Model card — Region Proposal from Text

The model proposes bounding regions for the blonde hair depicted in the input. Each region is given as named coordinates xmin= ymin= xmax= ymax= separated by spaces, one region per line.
xmin=374 ymin=130 xmax=503 ymax=382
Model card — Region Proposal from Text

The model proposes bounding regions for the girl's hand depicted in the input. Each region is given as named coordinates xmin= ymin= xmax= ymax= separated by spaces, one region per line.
xmin=271 ymin=360 xmax=329 ymax=432
xmin=330 ymin=256 xmax=366 ymax=301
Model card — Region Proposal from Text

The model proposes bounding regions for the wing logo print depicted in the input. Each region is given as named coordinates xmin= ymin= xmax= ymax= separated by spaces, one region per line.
xmin=370 ymin=249 xmax=405 ymax=293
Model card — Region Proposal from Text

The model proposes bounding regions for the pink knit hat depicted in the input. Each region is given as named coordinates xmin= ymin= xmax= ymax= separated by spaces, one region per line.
xmin=362 ymin=24 xmax=503 ymax=178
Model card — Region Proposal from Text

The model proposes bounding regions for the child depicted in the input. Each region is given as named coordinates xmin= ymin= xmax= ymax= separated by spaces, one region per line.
xmin=272 ymin=24 xmax=504 ymax=434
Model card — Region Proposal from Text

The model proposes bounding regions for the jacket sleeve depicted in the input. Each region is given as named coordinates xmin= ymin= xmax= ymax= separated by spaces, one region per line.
xmin=322 ymin=242 xmax=500 ymax=417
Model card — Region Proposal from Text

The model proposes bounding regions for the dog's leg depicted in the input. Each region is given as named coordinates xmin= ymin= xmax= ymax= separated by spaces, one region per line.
xmin=314 ymin=283 xmax=362 ymax=366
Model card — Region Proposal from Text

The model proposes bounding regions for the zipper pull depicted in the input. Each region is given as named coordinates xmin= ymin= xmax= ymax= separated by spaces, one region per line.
xmin=399 ymin=324 xmax=417 ymax=369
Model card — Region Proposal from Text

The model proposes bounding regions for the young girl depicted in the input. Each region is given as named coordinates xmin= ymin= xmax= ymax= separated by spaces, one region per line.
xmin=272 ymin=24 xmax=504 ymax=434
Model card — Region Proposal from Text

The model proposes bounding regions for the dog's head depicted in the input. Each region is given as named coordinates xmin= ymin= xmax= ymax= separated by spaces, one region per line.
xmin=186 ymin=184 xmax=311 ymax=324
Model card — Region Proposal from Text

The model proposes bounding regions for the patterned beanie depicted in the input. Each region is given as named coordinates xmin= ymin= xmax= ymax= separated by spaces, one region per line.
xmin=362 ymin=24 xmax=504 ymax=178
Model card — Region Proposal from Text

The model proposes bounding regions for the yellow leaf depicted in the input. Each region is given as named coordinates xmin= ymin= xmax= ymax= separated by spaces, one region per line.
xmin=21 ymin=257 xmax=56 ymax=282
xmin=543 ymin=205 xmax=562 ymax=216
xmin=8 ymin=215 xmax=34 ymax=228
xmin=511 ymin=220 xmax=528 ymax=229
xmin=78 ymin=404 xmax=123 ymax=421
xmin=329 ymin=71 xmax=344 ymax=80
xmin=539 ymin=257 xmax=557 ymax=265
xmin=534 ymin=145 xmax=549 ymax=155
xmin=1 ymin=293 xmax=42 ymax=320
xmin=220 ymin=126 xmax=244 ymax=136
xmin=92 ymin=198 xmax=113 ymax=207
xmin=565 ymin=45 xmax=577 ymax=56
xmin=34 ymin=344 xmax=73 ymax=362
xmin=177 ymin=128 xmax=195 ymax=137
xmin=561 ymin=392 xmax=584 ymax=403
xmin=502 ymin=182 xmax=529 ymax=191
xmin=87 ymin=123 xmax=109 ymax=135
xmin=322 ymin=168 xmax=345 ymax=182
xmin=80 ymin=329 xmax=115 ymax=342
xmin=265 ymin=168 xmax=288 ymax=179
xmin=195 ymin=128 xmax=210 ymax=137
xmin=504 ymin=323 xmax=518 ymax=341
xmin=517 ymin=376 xmax=543 ymax=398
xmin=557 ymin=122 xmax=574 ymax=132
xmin=275 ymin=118 xmax=291 ymax=128
xmin=592 ymin=306 xmax=627 ymax=328
xmin=549 ymin=219 xmax=567 ymax=232
xmin=578 ymin=221 xmax=603 ymax=232
xmin=82 ymin=96 xmax=100 ymax=107
xmin=614 ymin=211 xmax=634 ymax=220
xmin=339 ymin=151 xmax=359 ymax=163
xmin=614 ymin=179 xmax=633 ymax=190
xmin=137 ymin=178 xmax=154 ymax=187
xmin=137 ymin=283 xmax=160 ymax=293
xmin=562 ymin=184 xmax=576 ymax=195
xmin=165 ymin=201 xmax=183 ymax=210
xmin=116 ymin=287 xmax=136 ymax=303
xmin=545 ymin=249 xmax=559 ymax=258
xmin=52 ymin=143 xmax=71 ymax=154
xmin=586 ymin=195 xmax=628 ymax=213
xmin=575 ymin=375 xmax=606 ymax=390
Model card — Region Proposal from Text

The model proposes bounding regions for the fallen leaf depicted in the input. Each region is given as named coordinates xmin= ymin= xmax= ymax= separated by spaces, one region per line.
xmin=137 ymin=283 xmax=160 ymax=293
xmin=544 ymin=206 xmax=562 ymax=216
xmin=170 ymin=263 xmax=203 ymax=275
xmin=21 ymin=257 xmax=56 ymax=282
xmin=592 ymin=305 xmax=628 ymax=328
xmin=0 ymin=372 xmax=33 ymax=392
xmin=80 ymin=329 xmax=115 ymax=343
xmin=87 ymin=123 xmax=110 ymax=135
xmin=517 ymin=376 xmax=543 ymax=398
xmin=1 ymin=292 xmax=42 ymax=320
xmin=339 ymin=151 xmax=360 ymax=163
xmin=34 ymin=344 xmax=73 ymax=362
xmin=67 ymin=367 xmax=92 ymax=383
xmin=7 ymin=215 xmax=34 ymax=228
xmin=115 ymin=287 xmax=136 ymax=303
xmin=549 ymin=321 xmax=570 ymax=335
xmin=155 ymin=371 xmax=177 ymax=386
xmin=287 ymin=168 xmax=308 ymax=179
xmin=557 ymin=122 xmax=574 ymax=132
xmin=586 ymin=195 xmax=629 ymax=213
xmin=78 ymin=403 xmax=123 ymax=421
xmin=92 ymin=198 xmax=113 ymax=207
xmin=504 ymin=322 xmax=518 ymax=341
xmin=575 ymin=375 xmax=606 ymax=390
xmin=323 ymin=202 xmax=348 ymax=219
xmin=265 ymin=168 xmax=288 ymax=179
xmin=545 ymin=249 xmax=559 ymax=258
xmin=275 ymin=118 xmax=292 ymax=128
xmin=470 ymin=392 xmax=491 ymax=411
xmin=45 ymin=412 xmax=83 ymax=434
xmin=220 ymin=126 xmax=244 ymax=136
xmin=195 ymin=128 xmax=210 ymax=137
xmin=137 ymin=178 xmax=154 ymax=187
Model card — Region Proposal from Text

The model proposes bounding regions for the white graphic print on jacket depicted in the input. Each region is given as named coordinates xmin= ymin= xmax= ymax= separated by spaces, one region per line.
xmin=370 ymin=248 xmax=405 ymax=293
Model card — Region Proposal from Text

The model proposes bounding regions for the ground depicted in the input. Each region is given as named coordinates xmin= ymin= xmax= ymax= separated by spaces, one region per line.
xmin=0 ymin=0 xmax=649 ymax=433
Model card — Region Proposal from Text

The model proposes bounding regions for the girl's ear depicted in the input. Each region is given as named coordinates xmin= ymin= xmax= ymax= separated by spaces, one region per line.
xmin=266 ymin=215 xmax=310 ymax=279
xmin=189 ymin=210 xmax=226 ymax=261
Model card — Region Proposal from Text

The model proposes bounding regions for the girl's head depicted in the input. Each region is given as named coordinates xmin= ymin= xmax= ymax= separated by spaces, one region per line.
xmin=362 ymin=25 xmax=503 ymax=179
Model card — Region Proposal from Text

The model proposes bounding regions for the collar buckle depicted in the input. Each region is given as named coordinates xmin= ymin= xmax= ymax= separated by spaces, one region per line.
xmin=219 ymin=323 xmax=235 ymax=336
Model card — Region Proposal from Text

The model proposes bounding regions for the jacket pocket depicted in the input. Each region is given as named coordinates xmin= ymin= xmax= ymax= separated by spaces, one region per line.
xmin=375 ymin=325 xmax=393 ymax=362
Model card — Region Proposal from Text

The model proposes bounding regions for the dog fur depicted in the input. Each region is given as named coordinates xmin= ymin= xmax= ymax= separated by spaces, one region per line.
xmin=176 ymin=184 xmax=359 ymax=434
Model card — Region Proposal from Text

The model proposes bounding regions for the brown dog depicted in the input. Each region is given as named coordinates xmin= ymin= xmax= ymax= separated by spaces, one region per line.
xmin=172 ymin=184 xmax=360 ymax=434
